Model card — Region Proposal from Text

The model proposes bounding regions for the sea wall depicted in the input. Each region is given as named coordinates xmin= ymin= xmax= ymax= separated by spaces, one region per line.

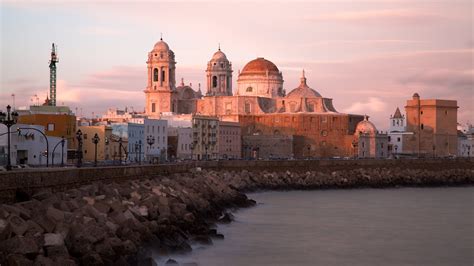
xmin=0 ymin=158 xmax=472 ymax=203
xmin=0 ymin=165 xmax=473 ymax=265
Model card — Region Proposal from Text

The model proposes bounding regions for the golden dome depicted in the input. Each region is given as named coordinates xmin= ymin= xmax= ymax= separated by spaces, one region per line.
xmin=241 ymin=57 xmax=279 ymax=74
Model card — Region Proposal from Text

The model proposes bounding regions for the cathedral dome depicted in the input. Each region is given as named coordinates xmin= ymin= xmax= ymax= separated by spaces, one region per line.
xmin=355 ymin=116 xmax=378 ymax=136
xmin=153 ymin=39 xmax=170 ymax=51
xmin=241 ymin=57 xmax=279 ymax=74
xmin=212 ymin=50 xmax=228 ymax=61
xmin=286 ymin=70 xmax=322 ymax=98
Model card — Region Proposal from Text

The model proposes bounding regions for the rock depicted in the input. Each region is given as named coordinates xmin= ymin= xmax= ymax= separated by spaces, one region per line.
xmin=53 ymin=257 xmax=76 ymax=266
xmin=81 ymin=252 xmax=103 ymax=265
xmin=183 ymin=212 xmax=195 ymax=223
xmin=3 ymin=204 xmax=32 ymax=220
xmin=95 ymin=240 xmax=116 ymax=260
xmin=44 ymin=233 xmax=64 ymax=246
xmin=122 ymin=239 xmax=138 ymax=254
xmin=193 ymin=235 xmax=212 ymax=245
xmin=82 ymin=196 xmax=95 ymax=205
xmin=165 ymin=258 xmax=179 ymax=265
xmin=0 ymin=218 xmax=12 ymax=240
xmin=46 ymin=206 xmax=65 ymax=223
xmin=95 ymin=195 xmax=106 ymax=200
xmin=93 ymin=202 xmax=110 ymax=214
xmin=32 ymin=214 xmax=55 ymax=233
xmin=105 ymin=221 xmax=119 ymax=234
xmin=0 ymin=235 xmax=39 ymax=255
xmin=7 ymin=254 xmax=34 ymax=266
xmin=45 ymin=244 xmax=69 ymax=258
xmin=218 ymin=212 xmax=234 ymax=224
xmin=182 ymin=263 xmax=198 ymax=266
xmin=8 ymin=214 xmax=28 ymax=236
xmin=32 ymin=189 xmax=53 ymax=201
xmin=34 ymin=255 xmax=54 ymax=266
xmin=138 ymin=257 xmax=158 ymax=266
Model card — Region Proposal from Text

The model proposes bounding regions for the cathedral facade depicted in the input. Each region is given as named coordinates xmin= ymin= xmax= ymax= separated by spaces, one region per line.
xmin=144 ymin=39 xmax=366 ymax=158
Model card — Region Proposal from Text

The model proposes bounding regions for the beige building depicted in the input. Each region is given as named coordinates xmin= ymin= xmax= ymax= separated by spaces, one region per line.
xmin=404 ymin=93 xmax=458 ymax=157
xmin=242 ymin=135 xmax=294 ymax=159
xmin=77 ymin=125 xmax=127 ymax=163
xmin=353 ymin=116 xmax=388 ymax=158
xmin=191 ymin=115 xmax=219 ymax=160
xmin=218 ymin=121 xmax=241 ymax=159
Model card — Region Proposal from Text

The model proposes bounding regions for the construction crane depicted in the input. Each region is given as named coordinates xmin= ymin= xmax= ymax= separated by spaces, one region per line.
xmin=49 ymin=43 xmax=59 ymax=106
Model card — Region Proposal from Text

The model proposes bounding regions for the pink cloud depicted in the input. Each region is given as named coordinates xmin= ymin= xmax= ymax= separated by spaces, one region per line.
xmin=310 ymin=9 xmax=445 ymax=24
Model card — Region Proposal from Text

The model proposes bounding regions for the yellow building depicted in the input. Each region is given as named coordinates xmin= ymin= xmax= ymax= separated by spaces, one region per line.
xmin=77 ymin=125 xmax=128 ymax=162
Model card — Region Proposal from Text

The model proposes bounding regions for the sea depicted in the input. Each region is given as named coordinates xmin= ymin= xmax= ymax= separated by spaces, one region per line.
xmin=155 ymin=187 xmax=473 ymax=266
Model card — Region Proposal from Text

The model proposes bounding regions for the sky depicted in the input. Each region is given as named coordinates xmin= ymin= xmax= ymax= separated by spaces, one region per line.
xmin=1 ymin=0 xmax=473 ymax=130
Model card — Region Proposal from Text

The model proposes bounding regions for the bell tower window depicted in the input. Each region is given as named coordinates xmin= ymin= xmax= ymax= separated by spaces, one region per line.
xmin=212 ymin=76 xmax=218 ymax=88
xmin=153 ymin=68 xmax=158 ymax=82
xmin=161 ymin=70 xmax=166 ymax=82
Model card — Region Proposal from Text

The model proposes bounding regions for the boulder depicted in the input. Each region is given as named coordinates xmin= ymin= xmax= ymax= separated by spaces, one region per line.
xmin=4 ymin=204 xmax=32 ymax=220
xmin=122 ymin=239 xmax=138 ymax=254
xmin=94 ymin=240 xmax=116 ymax=260
xmin=138 ymin=257 xmax=158 ymax=266
xmin=45 ymin=244 xmax=69 ymax=258
xmin=0 ymin=235 xmax=39 ymax=255
xmin=82 ymin=196 xmax=95 ymax=205
xmin=7 ymin=254 xmax=33 ymax=266
xmin=8 ymin=214 xmax=28 ymax=236
xmin=34 ymin=255 xmax=54 ymax=266
xmin=0 ymin=218 xmax=12 ymax=240
xmin=81 ymin=252 xmax=103 ymax=265
xmin=165 ymin=258 xmax=179 ymax=265
xmin=46 ymin=207 xmax=65 ymax=223
xmin=53 ymin=257 xmax=76 ymax=266
xmin=32 ymin=189 xmax=53 ymax=201
xmin=44 ymin=233 xmax=64 ymax=247
xmin=32 ymin=214 xmax=55 ymax=233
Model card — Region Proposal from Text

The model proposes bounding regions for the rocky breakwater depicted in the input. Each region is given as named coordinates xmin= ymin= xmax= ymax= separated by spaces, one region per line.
xmin=0 ymin=171 xmax=255 ymax=265
xmin=215 ymin=167 xmax=474 ymax=191
xmin=0 ymin=166 xmax=472 ymax=265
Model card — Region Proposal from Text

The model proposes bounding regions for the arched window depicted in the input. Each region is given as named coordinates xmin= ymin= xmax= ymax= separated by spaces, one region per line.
xmin=246 ymin=86 xmax=253 ymax=92
xmin=153 ymin=68 xmax=158 ymax=82
xmin=161 ymin=70 xmax=166 ymax=82
xmin=212 ymin=76 xmax=218 ymax=88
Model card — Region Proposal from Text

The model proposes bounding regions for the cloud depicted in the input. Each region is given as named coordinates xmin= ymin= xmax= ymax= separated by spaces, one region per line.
xmin=399 ymin=69 xmax=474 ymax=91
xmin=80 ymin=26 xmax=125 ymax=36
xmin=309 ymin=9 xmax=445 ymax=24
xmin=343 ymin=97 xmax=387 ymax=114
xmin=78 ymin=66 xmax=145 ymax=91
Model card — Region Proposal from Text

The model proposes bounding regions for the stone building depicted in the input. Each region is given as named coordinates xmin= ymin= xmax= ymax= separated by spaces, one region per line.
xmin=218 ymin=121 xmax=241 ymax=159
xmin=242 ymin=135 xmax=294 ymax=159
xmin=353 ymin=116 xmax=388 ymax=158
xmin=143 ymin=39 xmax=366 ymax=158
xmin=404 ymin=93 xmax=458 ymax=157
xmin=457 ymin=125 xmax=473 ymax=157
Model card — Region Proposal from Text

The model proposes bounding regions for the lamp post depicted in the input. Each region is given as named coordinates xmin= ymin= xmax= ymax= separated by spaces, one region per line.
xmin=51 ymin=136 xmax=65 ymax=167
xmin=138 ymin=140 xmax=142 ymax=165
xmin=118 ymin=137 xmax=123 ymax=165
xmin=92 ymin=133 xmax=100 ymax=167
xmin=190 ymin=142 xmax=194 ymax=160
xmin=76 ymin=129 xmax=83 ymax=168
xmin=204 ymin=143 xmax=209 ymax=161
xmin=0 ymin=105 xmax=19 ymax=170
xmin=146 ymin=135 xmax=155 ymax=163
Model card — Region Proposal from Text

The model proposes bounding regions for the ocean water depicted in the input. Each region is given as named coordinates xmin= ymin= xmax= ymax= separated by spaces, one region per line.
xmin=156 ymin=187 xmax=473 ymax=266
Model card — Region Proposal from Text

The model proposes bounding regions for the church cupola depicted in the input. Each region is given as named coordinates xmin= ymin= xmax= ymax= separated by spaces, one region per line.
xmin=206 ymin=45 xmax=233 ymax=96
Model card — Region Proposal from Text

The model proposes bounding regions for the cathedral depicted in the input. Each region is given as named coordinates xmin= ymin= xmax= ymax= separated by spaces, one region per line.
xmin=144 ymin=38 xmax=367 ymax=158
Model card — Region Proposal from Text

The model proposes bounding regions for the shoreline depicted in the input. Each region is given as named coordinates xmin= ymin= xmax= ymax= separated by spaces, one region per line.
xmin=0 ymin=166 xmax=472 ymax=265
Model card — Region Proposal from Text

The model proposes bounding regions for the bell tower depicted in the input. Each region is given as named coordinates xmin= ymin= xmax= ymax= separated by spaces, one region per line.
xmin=144 ymin=37 xmax=178 ymax=115
xmin=206 ymin=45 xmax=233 ymax=96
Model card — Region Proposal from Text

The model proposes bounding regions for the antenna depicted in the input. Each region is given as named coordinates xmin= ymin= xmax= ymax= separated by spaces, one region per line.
xmin=49 ymin=43 xmax=59 ymax=106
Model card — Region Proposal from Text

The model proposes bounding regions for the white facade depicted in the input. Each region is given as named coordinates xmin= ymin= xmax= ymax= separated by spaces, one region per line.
xmin=458 ymin=126 xmax=474 ymax=157
xmin=127 ymin=123 xmax=145 ymax=162
xmin=144 ymin=118 xmax=168 ymax=162
xmin=387 ymin=107 xmax=414 ymax=157
xmin=0 ymin=124 xmax=67 ymax=167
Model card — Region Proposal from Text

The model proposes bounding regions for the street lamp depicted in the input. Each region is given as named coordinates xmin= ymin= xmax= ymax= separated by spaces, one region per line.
xmin=76 ymin=130 xmax=83 ymax=168
xmin=0 ymin=105 xmax=19 ymax=171
xmin=138 ymin=140 xmax=142 ymax=164
xmin=51 ymin=136 xmax=65 ymax=167
xmin=204 ymin=143 xmax=209 ymax=161
xmin=118 ymin=137 xmax=123 ymax=165
xmin=92 ymin=133 xmax=100 ymax=167
xmin=190 ymin=142 xmax=194 ymax=160
xmin=146 ymin=135 xmax=155 ymax=163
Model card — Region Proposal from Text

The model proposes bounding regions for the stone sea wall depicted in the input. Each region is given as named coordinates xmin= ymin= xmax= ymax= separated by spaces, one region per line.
xmin=0 ymin=162 xmax=473 ymax=265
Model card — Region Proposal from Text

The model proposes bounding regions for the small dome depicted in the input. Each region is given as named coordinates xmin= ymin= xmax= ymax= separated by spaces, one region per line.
xmin=153 ymin=39 xmax=170 ymax=51
xmin=241 ymin=57 xmax=279 ymax=74
xmin=355 ymin=116 xmax=377 ymax=136
xmin=212 ymin=50 xmax=228 ymax=61
xmin=286 ymin=70 xmax=322 ymax=98
xmin=413 ymin=92 xmax=420 ymax=98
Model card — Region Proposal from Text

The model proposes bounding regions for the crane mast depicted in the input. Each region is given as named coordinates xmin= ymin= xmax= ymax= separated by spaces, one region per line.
xmin=49 ymin=43 xmax=59 ymax=106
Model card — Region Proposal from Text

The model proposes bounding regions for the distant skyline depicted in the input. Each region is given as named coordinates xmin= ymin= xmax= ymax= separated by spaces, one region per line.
xmin=1 ymin=0 xmax=472 ymax=130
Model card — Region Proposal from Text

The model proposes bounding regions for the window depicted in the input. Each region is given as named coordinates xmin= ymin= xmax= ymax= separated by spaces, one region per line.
xmin=421 ymin=124 xmax=424 ymax=130
xmin=246 ymin=86 xmax=253 ymax=92
xmin=445 ymin=110 xmax=448 ymax=115
xmin=420 ymin=111 xmax=423 ymax=115
xmin=161 ymin=70 xmax=166 ymax=82
xmin=392 ymin=120 xmax=395 ymax=126
xmin=47 ymin=123 xmax=55 ymax=131
xmin=388 ymin=136 xmax=391 ymax=142
xmin=397 ymin=137 xmax=401 ymax=142
xmin=321 ymin=130 xmax=328 ymax=137
xmin=322 ymin=117 xmax=327 ymax=123
xmin=212 ymin=76 xmax=217 ymax=88
xmin=244 ymin=102 xmax=251 ymax=114
xmin=84 ymin=134 xmax=88 ymax=140
xmin=153 ymin=68 xmax=158 ymax=82
xmin=152 ymin=103 xmax=156 ymax=113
